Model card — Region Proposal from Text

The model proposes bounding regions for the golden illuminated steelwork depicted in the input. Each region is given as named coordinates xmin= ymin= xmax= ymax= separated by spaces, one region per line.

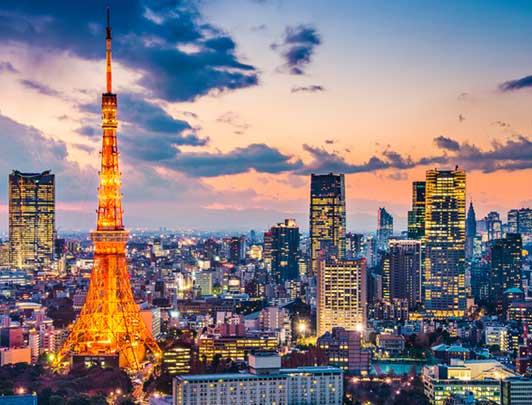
xmin=54 ymin=7 xmax=161 ymax=371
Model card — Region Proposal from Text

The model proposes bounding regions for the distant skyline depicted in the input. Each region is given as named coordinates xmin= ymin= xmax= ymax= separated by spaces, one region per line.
xmin=0 ymin=0 xmax=531 ymax=232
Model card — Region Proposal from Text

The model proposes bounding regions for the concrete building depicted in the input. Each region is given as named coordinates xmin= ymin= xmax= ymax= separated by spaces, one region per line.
xmin=173 ymin=352 xmax=343 ymax=405
xmin=317 ymin=258 xmax=366 ymax=336
xmin=423 ymin=359 xmax=517 ymax=405
xmin=317 ymin=327 xmax=370 ymax=374
xmin=501 ymin=377 xmax=532 ymax=405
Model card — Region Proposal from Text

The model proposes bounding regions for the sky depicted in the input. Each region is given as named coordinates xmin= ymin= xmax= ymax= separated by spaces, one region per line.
xmin=0 ymin=0 xmax=531 ymax=233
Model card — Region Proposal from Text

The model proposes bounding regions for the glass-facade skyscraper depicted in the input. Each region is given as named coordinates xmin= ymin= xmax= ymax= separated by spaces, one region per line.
xmin=376 ymin=207 xmax=393 ymax=252
xmin=9 ymin=170 xmax=55 ymax=270
xmin=490 ymin=233 xmax=522 ymax=305
xmin=407 ymin=181 xmax=426 ymax=240
xmin=466 ymin=201 xmax=477 ymax=260
xmin=266 ymin=219 xmax=300 ymax=283
xmin=309 ymin=173 xmax=346 ymax=276
xmin=384 ymin=239 xmax=422 ymax=310
xmin=423 ymin=168 xmax=466 ymax=318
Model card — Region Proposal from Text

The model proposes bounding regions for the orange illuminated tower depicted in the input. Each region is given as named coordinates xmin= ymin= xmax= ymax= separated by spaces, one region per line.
xmin=54 ymin=8 xmax=161 ymax=371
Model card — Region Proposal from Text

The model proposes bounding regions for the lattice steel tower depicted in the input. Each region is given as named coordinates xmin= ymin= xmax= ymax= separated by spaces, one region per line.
xmin=54 ymin=7 xmax=161 ymax=371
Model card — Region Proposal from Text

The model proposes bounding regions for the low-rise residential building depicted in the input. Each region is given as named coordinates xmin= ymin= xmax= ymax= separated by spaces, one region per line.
xmin=376 ymin=334 xmax=405 ymax=355
xmin=317 ymin=327 xmax=370 ymax=374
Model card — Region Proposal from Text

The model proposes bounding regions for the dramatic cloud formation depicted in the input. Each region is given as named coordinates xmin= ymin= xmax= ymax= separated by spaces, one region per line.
xmin=291 ymin=85 xmax=324 ymax=93
xmin=298 ymin=135 xmax=532 ymax=176
xmin=499 ymin=75 xmax=532 ymax=91
xmin=0 ymin=0 xmax=258 ymax=102
xmin=79 ymin=92 xmax=208 ymax=161
xmin=0 ymin=113 xmax=95 ymax=202
xmin=273 ymin=24 xmax=321 ymax=75
xmin=434 ymin=135 xmax=460 ymax=151
xmin=164 ymin=143 xmax=303 ymax=177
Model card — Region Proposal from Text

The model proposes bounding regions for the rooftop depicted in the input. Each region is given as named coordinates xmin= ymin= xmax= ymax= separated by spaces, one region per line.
xmin=177 ymin=366 xmax=343 ymax=382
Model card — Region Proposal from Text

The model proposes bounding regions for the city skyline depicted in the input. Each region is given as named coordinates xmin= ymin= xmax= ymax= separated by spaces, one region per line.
xmin=0 ymin=1 xmax=531 ymax=232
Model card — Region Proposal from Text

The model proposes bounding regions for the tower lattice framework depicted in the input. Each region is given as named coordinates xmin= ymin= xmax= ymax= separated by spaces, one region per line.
xmin=54 ymin=8 xmax=161 ymax=371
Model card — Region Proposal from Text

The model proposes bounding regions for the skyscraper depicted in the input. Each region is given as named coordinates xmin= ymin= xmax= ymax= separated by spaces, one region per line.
xmin=490 ymin=233 xmax=522 ymax=305
xmin=508 ymin=208 xmax=532 ymax=235
xmin=407 ymin=181 xmax=426 ymax=240
xmin=424 ymin=168 xmax=466 ymax=318
xmin=317 ymin=258 xmax=366 ymax=337
xmin=229 ymin=236 xmax=242 ymax=264
xmin=309 ymin=173 xmax=346 ymax=276
xmin=384 ymin=240 xmax=422 ymax=310
xmin=54 ymin=8 xmax=160 ymax=370
xmin=377 ymin=207 xmax=393 ymax=251
xmin=485 ymin=211 xmax=502 ymax=241
xmin=268 ymin=219 xmax=300 ymax=283
xmin=466 ymin=201 xmax=477 ymax=260
xmin=9 ymin=170 xmax=55 ymax=270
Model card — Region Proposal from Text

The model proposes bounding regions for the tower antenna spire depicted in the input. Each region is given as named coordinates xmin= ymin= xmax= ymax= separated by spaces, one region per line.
xmin=105 ymin=4 xmax=112 ymax=93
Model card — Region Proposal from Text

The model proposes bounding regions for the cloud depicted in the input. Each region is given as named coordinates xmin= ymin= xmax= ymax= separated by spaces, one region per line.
xmin=273 ymin=24 xmax=321 ymax=75
xmin=0 ymin=113 xmax=95 ymax=203
xmin=78 ymin=92 xmax=208 ymax=161
xmin=0 ymin=0 xmax=258 ymax=102
xmin=291 ymin=84 xmax=324 ymax=93
xmin=164 ymin=143 xmax=303 ymax=177
xmin=434 ymin=135 xmax=460 ymax=151
xmin=19 ymin=79 xmax=62 ymax=97
xmin=216 ymin=111 xmax=249 ymax=133
xmin=0 ymin=61 xmax=17 ymax=73
xmin=297 ymin=144 xmax=423 ymax=175
xmin=499 ymin=75 xmax=532 ymax=92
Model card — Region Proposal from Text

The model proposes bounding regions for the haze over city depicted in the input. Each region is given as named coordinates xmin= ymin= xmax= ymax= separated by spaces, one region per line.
xmin=0 ymin=0 xmax=531 ymax=232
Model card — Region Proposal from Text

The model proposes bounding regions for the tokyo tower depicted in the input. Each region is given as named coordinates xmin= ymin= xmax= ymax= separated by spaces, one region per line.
xmin=54 ymin=7 xmax=161 ymax=371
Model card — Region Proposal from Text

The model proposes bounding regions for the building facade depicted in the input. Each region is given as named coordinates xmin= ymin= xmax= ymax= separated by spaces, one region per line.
xmin=490 ymin=233 xmax=522 ymax=305
xmin=384 ymin=239 xmax=422 ymax=310
xmin=267 ymin=219 xmax=300 ymax=283
xmin=174 ymin=353 xmax=343 ymax=405
xmin=9 ymin=170 xmax=55 ymax=270
xmin=317 ymin=258 xmax=366 ymax=336
xmin=376 ymin=207 xmax=393 ymax=252
xmin=423 ymin=168 xmax=466 ymax=319
xmin=407 ymin=181 xmax=426 ymax=240
xmin=309 ymin=173 xmax=346 ymax=276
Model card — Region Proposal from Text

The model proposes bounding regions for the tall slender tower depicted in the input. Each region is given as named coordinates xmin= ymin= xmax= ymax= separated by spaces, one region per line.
xmin=424 ymin=168 xmax=466 ymax=319
xmin=465 ymin=201 xmax=476 ymax=260
xmin=54 ymin=8 xmax=161 ymax=370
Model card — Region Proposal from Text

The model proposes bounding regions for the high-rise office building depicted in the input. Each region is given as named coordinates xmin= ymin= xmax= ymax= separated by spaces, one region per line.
xmin=268 ymin=219 xmax=300 ymax=283
xmin=424 ymin=168 xmax=466 ymax=318
xmin=407 ymin=181 xmax=426 ymax=240
xmin=508 ymin=208 xmax=532 ymax=235
xmin=376 ymin=207 xmax=393 ymax=252
xmin=317 ymin=258 xmax=366 ymax=337
xmin=309 ymin=173 xmax=346 ymax=276
xmin=229 ymin=237 xmax=242 ymax=264
xmin=466 ymin=201 xmax=477 ymax=260
xmin=384 ymin=240 xmax=422 ymax=310
xmin=485 ymin=211 xmax=502 ymax=241
xmin=9 ymin=170 xmax=55 ymax=270
xmin=490 ymin=233 xmax=522 ymax=305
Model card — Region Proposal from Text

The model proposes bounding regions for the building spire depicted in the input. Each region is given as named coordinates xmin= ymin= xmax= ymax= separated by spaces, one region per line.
xmin=106 ymin=5 xmax=112 ymax=93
